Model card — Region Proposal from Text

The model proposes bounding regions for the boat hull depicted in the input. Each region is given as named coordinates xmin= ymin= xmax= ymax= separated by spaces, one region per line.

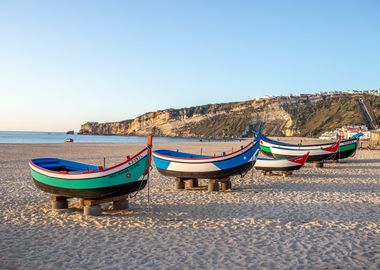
xmin=260 ymin=137 xmax=357 ymax=160
xmin=153 ymin=141 xmax=259 ymax=179
xmin=33 ymin=179 xmax=147 ymax=199
xmin=254 ymin=152 xmax=309 ymax=171
xmin=156 ymin=162 xmax=253 ymax=179
xmin=30 ymin=148 xmax=150 ymax=199
xmin=254 ymin=164 xmax=303 ymax=172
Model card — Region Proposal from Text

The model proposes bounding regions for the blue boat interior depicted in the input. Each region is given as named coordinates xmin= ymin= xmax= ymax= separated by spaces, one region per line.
xmin=154 ymin=149 xmax=212 ymax=159
xmin=31 ymin=158 xmax=100 ymax=172
xmin=261 ymin=135 xmax=293 ymax=146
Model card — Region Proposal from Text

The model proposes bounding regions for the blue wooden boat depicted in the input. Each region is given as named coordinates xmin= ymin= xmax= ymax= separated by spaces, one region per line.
xmin=153 ymin=139 xmax=260 ymax=179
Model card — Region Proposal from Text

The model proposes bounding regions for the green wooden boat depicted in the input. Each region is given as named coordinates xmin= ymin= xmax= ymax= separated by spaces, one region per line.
xmin=259 ymin=134 xmax=358 ymax=160
xmin=29 ymin=137 xmax=152 ymax=199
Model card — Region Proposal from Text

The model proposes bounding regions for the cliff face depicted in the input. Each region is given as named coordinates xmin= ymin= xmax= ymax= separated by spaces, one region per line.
xmin=78 ymin=94 xmax=380 ymax=138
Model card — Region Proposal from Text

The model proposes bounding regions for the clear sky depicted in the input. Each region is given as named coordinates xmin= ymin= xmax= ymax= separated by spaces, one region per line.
xmin=0 ymin=0 xmax=379 ymax=131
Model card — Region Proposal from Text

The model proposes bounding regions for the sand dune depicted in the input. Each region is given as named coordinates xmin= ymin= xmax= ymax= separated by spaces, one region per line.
xmin=0 ymin=141 xmax=379 ymax=269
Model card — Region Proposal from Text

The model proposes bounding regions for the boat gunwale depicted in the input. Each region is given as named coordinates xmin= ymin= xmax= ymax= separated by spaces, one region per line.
xmin=261 ymin=135 xmax=357 ymax=148
xmin=29 ymin=147 xmax=149 ymax=178
xmin=152 ymin=141 xmax=255 ymax=163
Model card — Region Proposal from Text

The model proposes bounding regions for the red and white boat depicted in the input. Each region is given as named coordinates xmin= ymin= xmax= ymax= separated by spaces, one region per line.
xmin=254 ymin=152 xmax=310 ymax=172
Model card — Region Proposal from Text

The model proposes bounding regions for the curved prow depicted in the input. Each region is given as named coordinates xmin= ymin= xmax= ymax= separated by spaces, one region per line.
xmin=289 ymin=152 xmax=310 ymax=164
xmin=322 ymin=140 xmax=340 ymax=153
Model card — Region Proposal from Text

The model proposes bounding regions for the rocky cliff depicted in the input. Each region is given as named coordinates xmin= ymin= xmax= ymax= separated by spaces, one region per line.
xmin=78 ymin=94 xmax=380 ymax=138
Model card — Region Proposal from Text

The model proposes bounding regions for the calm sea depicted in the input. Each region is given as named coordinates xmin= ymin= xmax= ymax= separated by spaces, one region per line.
xmin=0 ymin=131 xmax=206 ymax=144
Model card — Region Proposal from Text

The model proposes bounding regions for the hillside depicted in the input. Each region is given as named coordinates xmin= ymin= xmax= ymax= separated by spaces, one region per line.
xmin=78 ymin=93 xmax=380 ymax=138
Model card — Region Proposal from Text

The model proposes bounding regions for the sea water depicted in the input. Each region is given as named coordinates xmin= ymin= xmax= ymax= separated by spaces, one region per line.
xmin=0 ymin=131 xmax=208 ymax=144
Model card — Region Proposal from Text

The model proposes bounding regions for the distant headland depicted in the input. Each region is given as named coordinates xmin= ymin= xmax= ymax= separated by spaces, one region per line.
xmin=79 ymin=89 xmax=380 ymax=139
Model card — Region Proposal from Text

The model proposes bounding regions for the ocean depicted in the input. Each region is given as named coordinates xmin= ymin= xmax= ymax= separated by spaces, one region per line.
xmin=0 ymin=131 xmax=207 ymax=144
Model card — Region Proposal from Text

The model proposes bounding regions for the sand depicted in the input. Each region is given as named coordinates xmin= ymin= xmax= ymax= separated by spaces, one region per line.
xmin=0 ymin=140 xmax=379 ymax=269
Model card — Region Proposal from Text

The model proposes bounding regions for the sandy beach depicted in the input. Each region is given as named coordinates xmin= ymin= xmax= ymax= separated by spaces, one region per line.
xmin=0 ymin=140 xmax=379 ymax=269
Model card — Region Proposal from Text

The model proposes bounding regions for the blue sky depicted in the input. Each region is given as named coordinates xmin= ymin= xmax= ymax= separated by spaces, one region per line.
xmin=0 ymin=0 xmax=379 ymax=131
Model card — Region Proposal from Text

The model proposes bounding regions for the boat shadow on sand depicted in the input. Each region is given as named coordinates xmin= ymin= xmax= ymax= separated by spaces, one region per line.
xmin=331 ymin=165 xmax=380 ymax=169
xmin=287 ymin=172 xmax=378 ymax=179
xmin=339 ymin=158 xmax=380 ymax=164
xmin=252 ymin=180 xmax=380 ymax=193
xmin=148 ymin=200 xmax=379 ymax=225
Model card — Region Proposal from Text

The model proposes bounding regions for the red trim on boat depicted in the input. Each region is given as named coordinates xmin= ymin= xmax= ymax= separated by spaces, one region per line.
xmin=321 ymin=141 xmax=340 ymax=153
xmin=29 ymin=147 xmax=149 ymax=175
xmin=289 ymin=152 xmax=310 ymax=164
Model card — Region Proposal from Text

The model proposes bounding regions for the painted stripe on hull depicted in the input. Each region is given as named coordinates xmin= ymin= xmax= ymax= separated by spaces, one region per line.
xmin=260 ymin=145 xmax=356 ymax=160
xmin=156 ymin=162 xmax=253 ymax=179
xmin=260 ymin=137 xmax=358 ymax=160
xmin=272 ymin=152 xmax=334 ymax=162
xmin=33 ymin=179 xmax=147 ymax=199
xmin=261 ymin=136 xmax=357 ymax=148
xmin=167 ymin=161 xmax=220 ymax=172
xmin=30 ymin=155 xmax=149 ymax=189
xmin=29 ymin=149 xmax=149 ymax=180
xmin=255 ymin=164 xmax=303 ymax=172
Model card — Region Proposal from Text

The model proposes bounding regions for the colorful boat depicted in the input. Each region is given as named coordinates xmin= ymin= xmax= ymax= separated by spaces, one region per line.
xmin=259 ymin=133 xmax=358 ymax=160
xmin=153 ymin=139 xmax=260 ymax=179
xmin=29 ymin=136 xmax=153 ymax=199
xmin=254 ymin=152 xmax=309 ymax=172
xmin=269 ymin=141 xmax=340 ymax=162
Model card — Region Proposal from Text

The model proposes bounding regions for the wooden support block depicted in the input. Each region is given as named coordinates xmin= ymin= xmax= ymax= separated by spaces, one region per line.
xmin=84 ymin=205 xmax=101 ymax=216
xmin=113 ymin=199 xmax=129 ymax=210
xmin=51 ymin=195 xmax=69 ymax=210
xmin=51 ymin=200 xmax=68 ymax=210
xmin=332 ymin=159 xmax=339 ymax=164
xmin=188 ymin=178 xmax=199 ymax=188
xmin=208 ymin=179 xmax=219 ymax=192
xmin=312 ymin=162 xmax=324 ymax=168
xmin=175 ymin=177 xmax=185 ymax=190
xmin=220 ymin=181 xmax=228 ymax=191
xmin=83 ymin=194 xmax=129 ymax=207
xmin=226 ymin=180 xmax=232 ymax=190
xmin=282 ymin=171 xmax=292 ymax=177
xmin=220 ymin=178 xmax=232 ymax=191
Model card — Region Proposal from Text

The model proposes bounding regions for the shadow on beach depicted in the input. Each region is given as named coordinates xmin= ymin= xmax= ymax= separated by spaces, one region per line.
xmin=340 ymin=158 xmax=380 ymax=164
xmin=252 ymin=181 xmax=380 ymax=193
xmin=147 ymin=200 xmax=379 ymax=225
xmin=289 ymin=172 xmax=377 ymax=179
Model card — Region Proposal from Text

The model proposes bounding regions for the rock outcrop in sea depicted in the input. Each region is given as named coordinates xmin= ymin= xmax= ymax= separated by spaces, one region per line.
xmin=79 ymin=93 xmax=380 ymax=138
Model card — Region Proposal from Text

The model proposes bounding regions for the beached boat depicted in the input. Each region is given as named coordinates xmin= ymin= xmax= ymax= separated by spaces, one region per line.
xmin=259 ymin=134 xmax=358 ymax=160
xmin=153 ymin=139 xmax=260 ymax=179
xmin=29 ymin=137 xmax=152 ymax=199
xmin=269 ymin=141 xmax=340 ymax=162
xmin=254 ymin=152 xmax=309 ymax=172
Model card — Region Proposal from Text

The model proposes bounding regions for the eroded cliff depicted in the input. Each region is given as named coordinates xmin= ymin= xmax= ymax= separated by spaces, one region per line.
xmin=78 ymin=94 xmax=380 ymax=138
